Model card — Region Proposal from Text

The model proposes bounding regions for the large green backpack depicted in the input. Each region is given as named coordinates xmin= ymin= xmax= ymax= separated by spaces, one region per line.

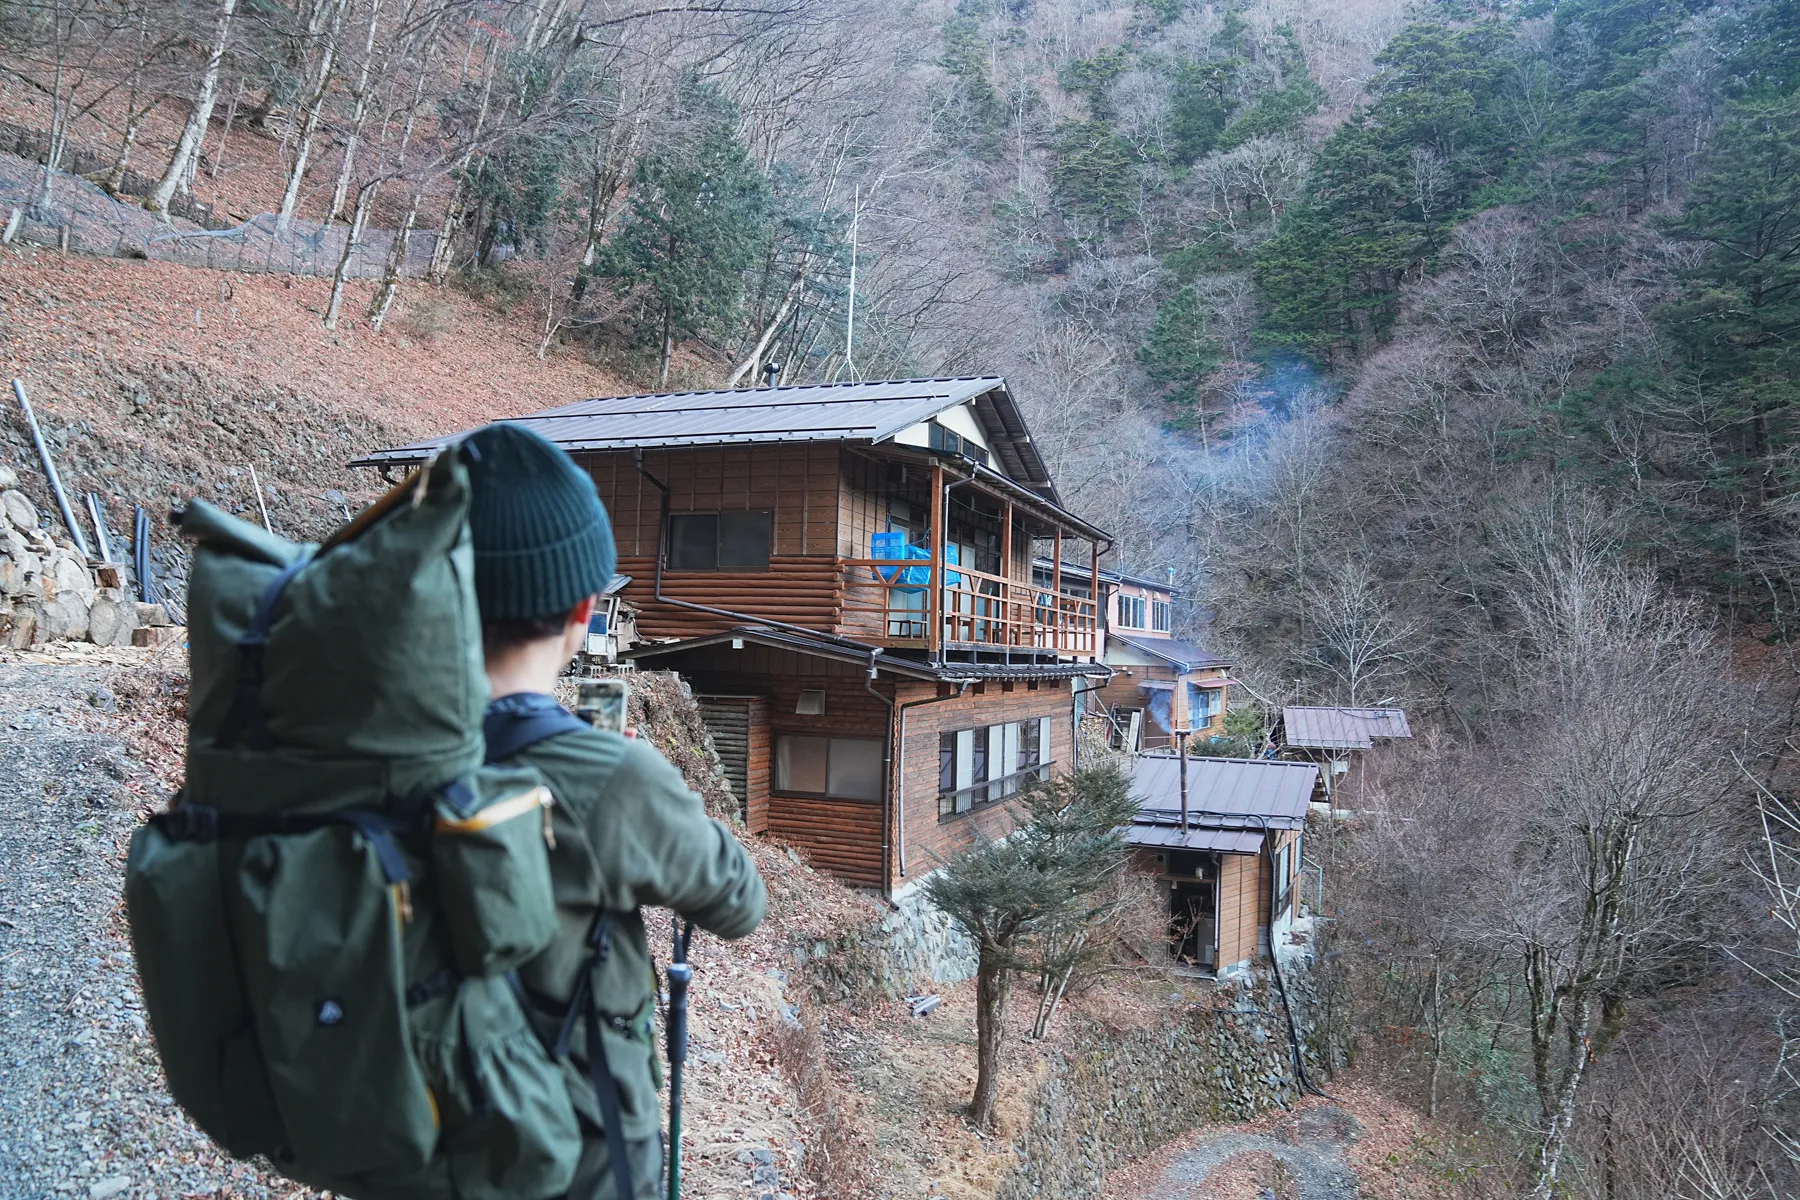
xmin=124 ymin=450 xmax=585 ymax=1200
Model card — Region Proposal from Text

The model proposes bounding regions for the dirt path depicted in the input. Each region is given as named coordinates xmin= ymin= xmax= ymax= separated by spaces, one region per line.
xmin=1102 ymin=1080 xmax=1473 ymax=1200
xmin=1146 ymin=1106 xmax=1362 ymax=1198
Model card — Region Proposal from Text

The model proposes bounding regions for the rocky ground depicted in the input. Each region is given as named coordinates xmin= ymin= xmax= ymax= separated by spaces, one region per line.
xmin=0 ymin=649 xmax=308 ymax=1200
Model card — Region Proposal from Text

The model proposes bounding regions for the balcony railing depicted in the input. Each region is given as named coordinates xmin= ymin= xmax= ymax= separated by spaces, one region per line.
xmin=840 ymin=557 xmax=1098 ymax=656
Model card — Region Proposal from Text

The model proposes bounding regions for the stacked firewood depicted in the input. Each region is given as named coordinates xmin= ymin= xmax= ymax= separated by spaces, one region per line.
xmin=0 ymin=468 xmax=180 ymax=649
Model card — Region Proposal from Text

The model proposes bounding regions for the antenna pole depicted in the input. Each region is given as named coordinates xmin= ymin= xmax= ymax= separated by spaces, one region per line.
xmin=844 ymin=185 xmax=857 ymax=382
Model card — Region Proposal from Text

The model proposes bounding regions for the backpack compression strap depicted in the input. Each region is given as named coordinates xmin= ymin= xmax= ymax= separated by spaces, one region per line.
xmin=215 ymin=555 xmax=311 ymax=751
xmin=483 ymin=693 xmax=589 ymax=763
xmin=547 ymin=914 xmax=635 ymax=1200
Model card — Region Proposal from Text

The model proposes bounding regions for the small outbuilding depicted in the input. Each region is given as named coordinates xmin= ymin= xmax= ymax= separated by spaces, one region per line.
xmin=1121 ymin=754 xmax=1318 ymax=974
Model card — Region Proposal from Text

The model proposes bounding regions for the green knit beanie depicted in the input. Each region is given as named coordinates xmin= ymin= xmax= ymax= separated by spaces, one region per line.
xmin=463 ymin=422 xmax=616 ymax=622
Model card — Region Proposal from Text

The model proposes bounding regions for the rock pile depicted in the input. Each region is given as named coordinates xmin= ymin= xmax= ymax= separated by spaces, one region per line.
xmin=0 ymin=468 xmax=180 ymax=648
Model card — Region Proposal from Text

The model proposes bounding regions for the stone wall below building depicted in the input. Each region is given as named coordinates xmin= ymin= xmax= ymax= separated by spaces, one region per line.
xmin=805 ymin=884 xmax=979 ymax=1002
xmin=995 ymin=976 xmax=1309 ymax=1200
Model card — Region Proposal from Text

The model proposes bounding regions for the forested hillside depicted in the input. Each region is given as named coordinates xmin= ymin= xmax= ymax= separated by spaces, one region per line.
xmin=4 ymin=0 xmax=1800 ymax=1196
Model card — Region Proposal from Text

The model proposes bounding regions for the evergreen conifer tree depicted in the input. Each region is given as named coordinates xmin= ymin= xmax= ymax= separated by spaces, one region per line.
xmin=594 ymin=82 xmax=769 ymax=386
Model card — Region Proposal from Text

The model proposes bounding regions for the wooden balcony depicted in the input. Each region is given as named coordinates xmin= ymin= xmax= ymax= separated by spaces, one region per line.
xmin=841 ymin=557 xmax=1098 ymax=657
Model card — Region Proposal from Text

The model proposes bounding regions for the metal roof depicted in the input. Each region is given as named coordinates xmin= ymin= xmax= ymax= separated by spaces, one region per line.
xmin=1123 ymin=825 xmax=1265 ymax=854
xmin=623 ymin=626 xmax=1111 ymax=682
xmin=1139 ymin=676 xmax=1227 ymax=691
xmin=1280 ymin=706 xmax=1412 ymax=750
xmin=1128 ymin=754 xmax=1316 ymax=829
xmin=1110 ymin=633 xmax=1230 ymax=672
xmin=1032 ymin=557 xmax=1176 ymax=594
xmin=350 ymin=377 xmax=1060 ymax=499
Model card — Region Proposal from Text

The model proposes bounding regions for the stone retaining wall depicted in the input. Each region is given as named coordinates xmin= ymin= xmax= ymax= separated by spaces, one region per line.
xmin=995 ymin=975 xmax=1312 ymax=1200
xmin=805 ymin=884 xmax=979 ymax=1002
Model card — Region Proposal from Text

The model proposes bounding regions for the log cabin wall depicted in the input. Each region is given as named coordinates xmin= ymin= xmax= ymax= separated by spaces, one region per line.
xmin=891 ymin=678 xmax=1074 ymax=890
xmin=644 ymin=645 xmax=895 ymax=888
xmin=580 ymin=446 xmax=845 ymax=639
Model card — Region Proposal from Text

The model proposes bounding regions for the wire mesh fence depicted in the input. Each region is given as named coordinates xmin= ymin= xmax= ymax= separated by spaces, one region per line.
xmin=0 ymin=144 xmax=440 ymax=280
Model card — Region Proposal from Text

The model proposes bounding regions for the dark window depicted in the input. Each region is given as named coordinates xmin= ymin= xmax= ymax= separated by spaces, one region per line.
xmin=927 ymin=420 xmax=990 ymax=466
xmin=719 ymin=510 xmax=773 ymax=568
xmin=1152 ymin=600 xmax=1171 ymax=632
xmin=939 ymin=732 xmax=956 ymax=795
xmin=1118 ymin=595 xmax=1146 ymax=628
xmin=774 ymin=735 xmax=882 ymax=802
xmin=668 ymin=510 xmax=772 ymax=571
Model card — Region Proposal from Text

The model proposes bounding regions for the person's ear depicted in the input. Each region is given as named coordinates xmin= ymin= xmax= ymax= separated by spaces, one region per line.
xmin=562 ymin=595 xmax=598 ymax=656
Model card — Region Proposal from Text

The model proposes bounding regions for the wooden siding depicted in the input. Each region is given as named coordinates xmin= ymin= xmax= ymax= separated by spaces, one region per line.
xmin=655 ymin=658 xmax=893 ymax=888
xmin=613 ymin=555 xmax=843 ymax=639
xmin=1095 ymin=665 xmax=1229 ymax=750
xmin=1213 ymin=828 xmax=1296 ymax=969
xmin=1217 ymin=851 xmax=1261 ymax=968
xmin=696 ymin=696 xmax=771 ymax=833
xmin=581 ymin=445 xmax=841 ymax=558
xmin=767 ymin=795 xmax=884 ymax=887
xmin=892 ymin=679 xmax=1073 ymax=887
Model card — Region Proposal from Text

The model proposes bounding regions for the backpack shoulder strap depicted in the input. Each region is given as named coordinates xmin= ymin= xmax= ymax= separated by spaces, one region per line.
xmin=484 ymin=693 xmax=588 ymax=764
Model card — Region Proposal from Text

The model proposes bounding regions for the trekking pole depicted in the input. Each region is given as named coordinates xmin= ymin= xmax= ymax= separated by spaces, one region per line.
xmin=665 ymin=919 xmax=694 ymax=1200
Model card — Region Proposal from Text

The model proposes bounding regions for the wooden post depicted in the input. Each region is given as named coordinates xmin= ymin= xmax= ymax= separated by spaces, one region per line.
xmin=1088 ymin=536 xmax=1100 ymax=656
xmin=999 ymin=499 xmax=1013 ymax=646
xmin=929 ymin=462 xmax=944 ymax=659
xmin=1051 ymin=529 xmax=1062 ymax=653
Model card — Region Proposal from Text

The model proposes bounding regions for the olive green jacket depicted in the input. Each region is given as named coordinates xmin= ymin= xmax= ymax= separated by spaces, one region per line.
xmin=504 ymin=720 xmax=766 ymax=1140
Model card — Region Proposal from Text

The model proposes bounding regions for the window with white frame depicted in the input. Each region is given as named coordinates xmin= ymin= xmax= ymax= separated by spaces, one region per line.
xmin=1151 ymin=599 xmax=1172 ymax=632
xmin=938 ymin=717 xmax=1053 ymax=817
xmin=1118 ymin=594 xmax=1146 ymax=628
xmin=774 ymin=735 xmax=884 ymax=801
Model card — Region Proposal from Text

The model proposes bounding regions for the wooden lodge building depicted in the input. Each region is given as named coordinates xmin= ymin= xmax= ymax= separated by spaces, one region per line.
xmin=357 ymin=378 xmax=1113 ymax=896
xmin=1036 ymin=561 xmax=1232 ymax=752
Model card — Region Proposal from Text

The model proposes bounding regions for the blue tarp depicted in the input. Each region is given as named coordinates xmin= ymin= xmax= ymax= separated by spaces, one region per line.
xmin=870 ymin=532 xmax=962 ymax=588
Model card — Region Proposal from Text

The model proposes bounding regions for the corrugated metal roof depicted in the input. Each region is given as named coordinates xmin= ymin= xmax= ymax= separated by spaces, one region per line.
xmin=1280 ymin=706 xmax=1412 ymax=749
xmin=1138 ymin=676 xmax=1228 ymax=691
xmin=1129 ymin=755 xmax=1316 ymax=828
xmin=350 ymin=377 xmax=1060 ymax=500
xmin=1123 ymin=825 xmax=1264 ymax=854
xmin=1110 ymin=633 xmax=1229 ymax=672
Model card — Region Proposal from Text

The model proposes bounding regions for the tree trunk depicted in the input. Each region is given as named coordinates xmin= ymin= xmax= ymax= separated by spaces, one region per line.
xmin=1527 ymin=992 xmax=1593 ymax=1200
xmin=147 ymin=0 xmax=238 ymax=216
xmin=275 ymin=0 xmax=348 ymax=233
xmin=328 ymin=0 xmax=385 ymax=222
xmin=969 ymin=949 xmax=1009 ymax=1130
xmin=324 ymin=182 xmax=376 ymax=329
xmin=658 ymin=300 xmax=674 ymax=388
xmin=367 ymin=188 xmax=421 ymax=330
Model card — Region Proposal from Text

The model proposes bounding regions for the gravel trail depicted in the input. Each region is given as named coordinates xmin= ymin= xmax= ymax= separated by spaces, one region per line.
xmin=1148 ymin=1105 xmax=1362 ymax=1200
xmin=0 ymin=660 xmax=304 ymax=1200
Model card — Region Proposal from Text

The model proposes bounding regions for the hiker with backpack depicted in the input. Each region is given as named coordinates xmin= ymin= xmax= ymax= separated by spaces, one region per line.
xmin=466 ymin=422 xmax=768 ymax=1200
xmin=126 ymin=423 xmax=764 ymax=1200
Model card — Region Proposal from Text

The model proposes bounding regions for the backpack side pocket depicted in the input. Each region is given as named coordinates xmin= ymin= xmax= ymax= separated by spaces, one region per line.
xmin=412 ymin=975 xmax=581 ymax=1200
xmin=433 ymin=778 xmax=559 ymax=978
xmin=125 ymin=822 xmax=287 ymax=1159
